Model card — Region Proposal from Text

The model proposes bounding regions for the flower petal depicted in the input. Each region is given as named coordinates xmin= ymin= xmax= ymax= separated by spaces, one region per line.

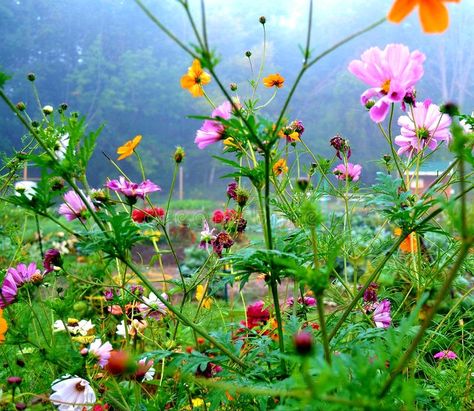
xmin=419 ymin=0 xmax=449 ymax=33
xmin=387 ymin=0 xmax=417 ymax=23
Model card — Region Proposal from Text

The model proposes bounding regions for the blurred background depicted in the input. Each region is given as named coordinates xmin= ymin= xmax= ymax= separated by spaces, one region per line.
xmin=1 ymin=0 xmax=473 ymax=199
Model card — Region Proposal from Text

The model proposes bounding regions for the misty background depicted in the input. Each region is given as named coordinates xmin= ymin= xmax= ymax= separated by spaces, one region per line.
xmin=1 ymin=0 xmax=473 ymax=199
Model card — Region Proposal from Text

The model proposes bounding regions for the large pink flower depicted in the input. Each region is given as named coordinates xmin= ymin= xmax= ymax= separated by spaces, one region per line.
xmin=348 ymin=44 xmax=425 ymax=123
xmin=195 ymin=101 xmax=232 ymax=149
xmin=394 ymin=100 xmax=452 ymax=157
xmin=106 ymin=177 xmax=160 ymax=199
xmin=1 ymin=263 xmax=42 ymax=308
xmin=58 ymin=190 xmax=96 ymax=221
xmin=333 ymin=163 xmax=362 ymax=182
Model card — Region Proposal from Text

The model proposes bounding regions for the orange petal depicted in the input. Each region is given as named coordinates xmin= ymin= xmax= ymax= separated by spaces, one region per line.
xmin=189 ymin=84 xmax=203 ymax=97
xmin=132 ymin=135 xmax=142 ymax=147
xmin=387 ymin=0 xmax=418 ymax=22
xmin=180 ymin=74 xmax=195 ymax=89
xmin=200 ymin=71 xmax=211 ymax=85
xmin=419 ymin=0 xmax=449 ymax=33
xmin=191 ymin=59 xmax=203 ymax=76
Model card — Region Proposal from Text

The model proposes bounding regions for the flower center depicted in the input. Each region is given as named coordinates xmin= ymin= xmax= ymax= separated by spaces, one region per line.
xmin=416 ymin=127 xmax=430 ymax=140
xmin=75 ymin=381 xmax=86 ymax=392
xmin=381 ymin=79 xmax=391 ymax=94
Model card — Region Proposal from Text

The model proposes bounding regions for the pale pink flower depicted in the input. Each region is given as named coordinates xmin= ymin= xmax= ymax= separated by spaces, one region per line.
xmin=434 ymin=350 xmax=457 ymax=360
xmin=373 ymin=299 xmax=391 ymax=328
xmin=333 ymin=163 xmax=362 ymax=182
xmin=395 ymin=100 xmax=452 ymax=157
xmin=50 ymin=375 xmax=96 ymax=410
xmin=195 ymin=101 xmax=232 ymax=149
xmin=58 ymin=190 xmax=96 ymax=221
xmin=199 ymin=220 xmax=216 ymax=250
xmin=348 ymin=44 xmax=425 ymax=123
xmin=139 ymin=292 xmax=168 ymax=320
xmin=88 ymin=338 xmax=113 ymax=368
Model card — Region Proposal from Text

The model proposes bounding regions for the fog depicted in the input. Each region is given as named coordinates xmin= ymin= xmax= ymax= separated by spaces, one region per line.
xmin=1 ymin=0 xmax=473 ymax=198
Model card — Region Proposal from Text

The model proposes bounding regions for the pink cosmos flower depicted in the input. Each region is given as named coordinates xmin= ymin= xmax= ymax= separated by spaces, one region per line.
xmin=434 ymin=350 xmax=457 ymax=360
xmin=394 ymin=100 xmax=452 ymax=157
xmin=287 ymin=296 xmax=317 ymax=307
xmin=1 ymin=263 xmax=43 ymax=308
xmin=88 ymin=338 xmax=113 ymax=368
xmin=373 ymin=299 xmax=391 ymax=328
xmin=139 ymin=292 xmax=168 ymax=320
xmin=106 ymin=177 xmax=160 ymax=199
xmin=195 ymin=101 xmax=232 ymax=149
xmin=58 ymin=190 xmax=96 ymax=221
xmin=333 ymin=163 xmax=362 ymax=182
xmin=348 ymin=44 xmax=425 ymax=123
xmin=50 ymin=375 xmax=96 ymax=410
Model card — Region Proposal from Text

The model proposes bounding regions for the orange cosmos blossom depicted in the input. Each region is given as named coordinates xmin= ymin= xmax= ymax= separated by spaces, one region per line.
xmin=388 ymin=0 xmax=461 ymax=34
xmin=273 ymin=158 xmax=289 ymax=176
xmin=117 ymin=135 xmax=142 ymax=160
xmin=0 ymin=309 xmax=7 ymax=343
xmin=180 ymin=59 xmax=211 ymax=97
xmin=394 ymin=228 xmax=418 ymax=253
xmin=263 ymin=73 xmax=285 ymax=88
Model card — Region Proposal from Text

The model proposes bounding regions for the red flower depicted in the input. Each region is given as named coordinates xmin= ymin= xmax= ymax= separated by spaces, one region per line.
xmin=212 ymin=209 xmax=225 ymax=224
xmin=244 ymin=300 xmax=270 ymax=329
xmin=132 ymin=207 xmax=165 ymax=223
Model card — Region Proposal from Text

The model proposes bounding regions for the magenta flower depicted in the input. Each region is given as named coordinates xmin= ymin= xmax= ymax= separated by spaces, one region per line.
xmin=227 ymin=181 xmax=238 ymax=200
xmin=0 ymin=274 xmax=18 ymax=308
xmin=106 ymin=177 xmax=160 ymax=200
xmin=287 ymin=296 xmax=316 ymax=307
xmin=43 ymin=249 xmax=62 ymax=274
xmin=0 ymin=263 xmax=42 ymax=308
xmin=58 ymin=190 xmax=96 ymax=221
xmin=88 ymin=338 xmax=113 ymax=368
xmin=194 ymin=101 xmax=232 ymax=149
xmin=333 ymin=163 xmax=362 ymax=182
xmin=434 ymin=350 xmax=457 ymax=360
xmin=373 ymin=299 xmax=391 ymax=328
xmin=394 ymin=100 xmax=452 ymax=157
xmin=348 ymin=44 xmax=425 ymax=123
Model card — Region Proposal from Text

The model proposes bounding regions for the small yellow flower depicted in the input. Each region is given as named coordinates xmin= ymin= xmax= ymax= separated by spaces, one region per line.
xmin=263 ymin=73 xmax=285 ymax=88
xmin=0 ymin=309 xmax=8 ymax=343
xmin=196 ymin=284 xmax=212 ymax=309
xmin=180 ymin=59 xmax=211 ymax=97
xmin=144 ymin=229 xmax=162 ymax=242
xmin=273 ymin=158 xmax=288 ymax=176
xmin=117 ymin=135 xmax=142 ymax=160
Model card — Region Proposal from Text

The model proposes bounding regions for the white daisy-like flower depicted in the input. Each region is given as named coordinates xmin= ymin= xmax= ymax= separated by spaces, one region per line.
xmin=14 ymin=180 xmax=37 ymax=200
xmin=116 ymin=319 xmax=148 ymax=338
xmin=53 ymin=319 xmax=94 ymax=336
xmin=50 ymin=375 xmax=96 ymax=410
xmin=54 ymin=133 xmax=70 ymax=161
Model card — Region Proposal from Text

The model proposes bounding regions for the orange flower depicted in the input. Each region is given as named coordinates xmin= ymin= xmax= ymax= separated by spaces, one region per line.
xmin=394 ymin=228 xmax=418 ymax=253
xmin=388 ymin=0 xmax=461 ymax=34
xmin=180 ymin=59 xmax=211 ymax=97
xmin=117 ymin=135 xmax=142 ymax=160
xmin=263 ymin=73 xmax=285 ymax=88
xmin=273 ymin=158 xmax=288 ymax=176
xmin=0 ymin=309 xmax=8 ymax=343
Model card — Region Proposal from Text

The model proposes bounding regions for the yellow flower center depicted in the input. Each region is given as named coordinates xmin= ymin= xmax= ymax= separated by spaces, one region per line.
xmin=381 ymin=79 xmax=391 ymax=94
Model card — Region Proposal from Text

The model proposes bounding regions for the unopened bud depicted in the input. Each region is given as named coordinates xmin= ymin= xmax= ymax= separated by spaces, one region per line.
xmin=365 ymin=100 xmax=375 ymax=110
xmin=296 ymin=177 xmax=310 ymax=192
xmin=440 ymin=102 xmax=459 ymax=117
xmin=174 ymin=146 xmax=185 ymax=164
xmin=7 ymin=376 xmax=22 ymax=385
xmin=16 ymin=102 xmax=26 ymax=111
xmin=27 ymin=73 xmax=35 ymax=82
xmin=294 ymin=332 xmax=313 ymax=355
xmin=245 ymin=51 xmax=252 ymax=58
xmin=42 ymin=105 xmax=54 ymax=115
xmin=235 ymin=187 xmax=249 ymax=207
xmin=259 ymin=16 xmax=266 ymax=24
xmin=31 ymin=120 xmax=39 ymax=128
xmin=383 ymin=154 xmax=391 ymax=163
xmin=15 ymin=402 xmax=27 ymax=410
xmin=230 ymin=82 xmax=238 ymax=91
xmin=49 ymin=176 xmax=65 ymax=191
xmin=60 ymin=102 xmax=68 ymax=111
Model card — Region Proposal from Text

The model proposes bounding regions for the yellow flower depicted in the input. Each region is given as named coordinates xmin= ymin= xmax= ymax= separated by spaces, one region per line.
xmin=273 ymin=158 xmax=288 ymax=176
xmin=144 ymin=229 xmax=162 ymax=242
xmin=263 ymin=73 xmax=285 ymax=88
xmin=0 ymin=309 xmax=8 ymax=343
xmin=117 ymin=135 xmax=142 ymax=160
xmin=180 ymin=59 xmax=211 ymax=97
xmin=196 ymin=284 xmax=212 ymax=309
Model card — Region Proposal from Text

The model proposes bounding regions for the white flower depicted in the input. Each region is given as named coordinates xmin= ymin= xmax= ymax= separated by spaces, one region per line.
xmin=137 ymin=358 xmax=155 ymax=381
xmin=43 ymin=105 xmax=54 ymax=115
xmin=116 ymin=319 xmax=147 ymax=338
xmin=53 ymin=319 xmax=94 ymax=336
xmin=139 ymin=292 xmax=167 ymax=319
xmin=54 ymin=133 xmax=70 ymax=161
xmin=88 ymin=338 xmax=113 ymax=368
xmin=14 ymin=180 xmax=37 ymax=200
xmin=50 ymin=375 xmax=96 ymax=411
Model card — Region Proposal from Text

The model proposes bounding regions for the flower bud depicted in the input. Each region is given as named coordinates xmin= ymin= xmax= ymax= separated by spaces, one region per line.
xmin=174 ymin=146 xmax=185 ymax=164
xmin=296 ymin=177 xmax=310 ymax=192
xmin=42 ymin=105 xmax=54 ymax=115
xmin=230 ymin=82 xmax=238 ymax=91
xmin=7 ymin=376 xmax=22 ymax=385
xmin=440 ymin=102 xmax=459 ymax=117
xmin=60 ymin=102 xmax=68 ymax=111
xmin=80 ymin=348 xmax=89 ymax=356
xmin=15 ymin=403 xmax=27 ymax=411
xmin=16 ymin=359 xmax=25 ymax=368
xmin=245 ymin=51 xmax=252 ymax=58
xmin=31 ymin=121 xmax=39 ymax=128
xmin=294 ymin=332 xmax=313 ymax=355
xmin=235 ymin=188 xmax=249 ymax=207
xmin=49 ymin=176 xmax=65 ymax=191
xmin=259 ymin=16 xmax=266 ymax=24
xmin=365 ymin=100 xmax=375 ymax=110
xmin=16 ymin=102 xmax=26 ymax=111
xmin=383 ymin=154 xmax=391 ymax=163
xmin=43 ymin=248 xmax=62 ymax=273
xmin=27 ymin=72 xmax=36 ymax=82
